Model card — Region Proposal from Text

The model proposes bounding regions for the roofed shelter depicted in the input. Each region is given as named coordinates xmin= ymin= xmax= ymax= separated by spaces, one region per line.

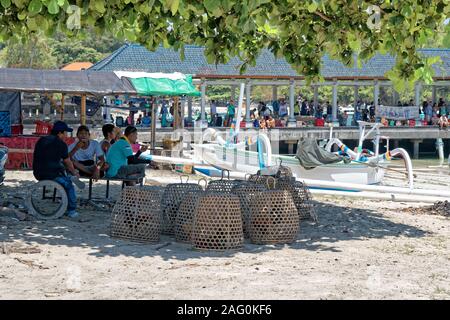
xmin=0 ymin=68 xmax=138 ymax=125
xmin=91 ymin=44 xmax=450 ymax=126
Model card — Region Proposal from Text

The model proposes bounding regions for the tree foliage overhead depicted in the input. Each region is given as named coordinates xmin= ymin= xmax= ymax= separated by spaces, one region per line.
xmin=0 ymin=0 xmax=448 ymax=90
xmin=0 ymin=27 xmax=122 ymax=68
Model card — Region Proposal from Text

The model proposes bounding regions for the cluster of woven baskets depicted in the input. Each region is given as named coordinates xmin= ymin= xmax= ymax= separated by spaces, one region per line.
xmin=110 ymin=171 xmax=316 ymax=250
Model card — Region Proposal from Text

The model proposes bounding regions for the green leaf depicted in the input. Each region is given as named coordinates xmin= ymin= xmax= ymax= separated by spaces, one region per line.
xmin=206 ymin=52 xmax=215 ymax=64
xmin=347 ymin=33 xmax=361 ymax=52
xmin=426 ymin=56 xmax=441 ymax=65
xmin=307 ymin=2 xmax=318 ymax=13
xmin=47 ymin=0 xmax=59 ymax=14
xmin=1 ymin=0 xmax=11 ymax=9
xmin=28 ymin=0 xmax=43 ymax=15
xmin=17 ymin=11 xmax=27 ymax=20
xmin=66 ymin=5 xmax=81 ymax=30
xmin=26 ymin=17 xmax=38 ymax=30
xmin=139 ymin=3 xmax=151 ymax=14
xmin=204 ymin=0 xmax=219 ymax=14
xmin=124 ymin=29 xmax=137 ymax=41
xmin=170 ymin=0 xmax=179 ymax=15
xmin=91 ymin=0 xmax=105 ymax=14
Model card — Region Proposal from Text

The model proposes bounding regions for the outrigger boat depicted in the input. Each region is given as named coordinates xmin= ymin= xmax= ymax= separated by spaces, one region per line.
xmin=140 ymin=84 xmax=450 ymax=202
xmin=191 ymin=122 xmax=413 ymax=187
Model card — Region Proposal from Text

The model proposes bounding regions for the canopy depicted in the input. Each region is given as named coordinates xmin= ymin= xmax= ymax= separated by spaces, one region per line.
xmin=114 ymin=71 xmax=201 ymax=97
xmin=0 ymin=68 xmax=136 ymax=95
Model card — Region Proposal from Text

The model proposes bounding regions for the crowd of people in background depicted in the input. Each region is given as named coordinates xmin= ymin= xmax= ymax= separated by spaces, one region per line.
xmin=421 ymin=97 xmax=448 ymax=129
xmin=105 ymin=94 xmax=448 ymax=130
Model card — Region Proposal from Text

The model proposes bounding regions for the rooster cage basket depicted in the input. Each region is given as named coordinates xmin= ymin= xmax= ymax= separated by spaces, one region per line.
xmin=191 ymin=192 xmax=244 ymax=251
xmin=110 ymin=186 xmax=164 ymax=243
xmin=248 ymin=190 xmax=299 ymax=244
xmin=161 ymin=180 xmax=203 ymax=235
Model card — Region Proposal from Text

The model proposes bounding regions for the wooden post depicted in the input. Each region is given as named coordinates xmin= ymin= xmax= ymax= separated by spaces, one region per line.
xmin=173 ymin=96 xmax=179 ymax=129
xmin=60 ymin=93 xmax=65 ymax=121
xmin=180 ymin=96 xmax=185 ymax=128
xmin=81 ymin=94 xmax=86 ymax=125
xmin=332 ymin=79 xmax=338 ymax=122
xmin=151 ymin=97 xmax=156 ymax=151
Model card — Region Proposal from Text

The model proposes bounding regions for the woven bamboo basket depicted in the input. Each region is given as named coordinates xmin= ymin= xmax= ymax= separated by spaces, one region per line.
xmin=205 ymin=179 xmax=242 ymax=193
xmin=161 ymin=182 xmax=203 ymax=235
xmin=276 ymin=178 xmax=317 ymax=221
xmin=191 ymin=192 xmax=243 ymax=251
xmin=174 ymin=190 xmax=204 ymax=243
xmin=110 ymin=186 xmax=164 ymax=243
xmin=248 ymin=190 xmax=299 ymax=244
xmin=231 ymin=182 xmax=266 ymax=238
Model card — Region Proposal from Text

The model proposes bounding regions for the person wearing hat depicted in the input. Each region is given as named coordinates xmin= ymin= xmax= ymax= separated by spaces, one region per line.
xmin=33 ymin=121 xmax=85 ymax=219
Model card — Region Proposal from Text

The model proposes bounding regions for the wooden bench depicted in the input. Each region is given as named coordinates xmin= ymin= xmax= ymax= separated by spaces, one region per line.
xmin=82 ymin=176 xmax=144 ymax=200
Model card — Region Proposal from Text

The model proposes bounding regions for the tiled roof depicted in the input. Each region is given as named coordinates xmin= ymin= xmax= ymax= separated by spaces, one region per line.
xmin=90 ymin=44 xmax=450 ymax=79
xmin=61 ymin=62 xmax=94 ymax=71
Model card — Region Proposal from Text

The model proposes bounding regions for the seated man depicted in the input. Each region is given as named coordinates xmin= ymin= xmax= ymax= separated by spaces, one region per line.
xmin=105 ymin=126 xmax=151 ymax=186
xmin=68 ymin=125 xmax=105 ymax=179
xmin=141 ymin=114 xmax=151 ymax=127
xmin=431 ymin=114 xmax=440 ymax=126
xmin=33 ymin=121 xmax=84 ymax=219
xmin=439 ymin=115 xmax=449 ymax=130
xmin=100 ymin=123 xmax=117 ymax=155
xmin=266 ymin=115 xmax=276 ymax=129
xmin=259 ymin=117 xmax=267 ymax=129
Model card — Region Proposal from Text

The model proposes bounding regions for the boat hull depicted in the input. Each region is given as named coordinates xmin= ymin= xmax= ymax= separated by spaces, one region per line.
xmin=192 ymin=144 xmax=385 ymax=185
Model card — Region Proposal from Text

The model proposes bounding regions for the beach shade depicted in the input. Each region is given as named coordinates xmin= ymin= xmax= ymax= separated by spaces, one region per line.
xmin=114 ymin=71 xmax=201 ymax=97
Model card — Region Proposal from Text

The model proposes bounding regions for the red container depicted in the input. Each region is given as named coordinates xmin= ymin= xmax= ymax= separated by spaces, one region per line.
xmin=408 ymin=119 xmax=415 ymax=127
xmin=34 ymin=121 xmax=53 ymax=135
xmin=11 ymin=124 xmax=24 ymax=135
xmin=315 ymin=118 xmax=325 ymax=127
xmin=0 ymin=135 xmax=74 ymax=170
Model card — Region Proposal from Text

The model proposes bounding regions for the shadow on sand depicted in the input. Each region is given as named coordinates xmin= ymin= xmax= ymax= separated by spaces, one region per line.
xmin=0 ymin=177 xmax=430 ymax=261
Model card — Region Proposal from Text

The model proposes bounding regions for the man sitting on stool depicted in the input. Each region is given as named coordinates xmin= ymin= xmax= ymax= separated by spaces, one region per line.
xmin=33 ymin=121 xmax=85 ymax=219
xmin=105 ymin=126 xmax=152 ymax=186
xmin=69 ymin=125 xmax=106 ymax=179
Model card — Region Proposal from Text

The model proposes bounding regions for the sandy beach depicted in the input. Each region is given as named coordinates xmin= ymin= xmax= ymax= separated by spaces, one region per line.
xmin=0 ymin=168 xmax=449 ymax=300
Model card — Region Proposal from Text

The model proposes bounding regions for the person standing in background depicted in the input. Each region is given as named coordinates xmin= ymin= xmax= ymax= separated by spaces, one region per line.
xmin=210 ymin=99 xmax=217 ymax=119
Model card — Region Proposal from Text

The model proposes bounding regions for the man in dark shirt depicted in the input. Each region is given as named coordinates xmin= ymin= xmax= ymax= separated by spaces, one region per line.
xmin=33 ymin=121 xmax=83 ymax=218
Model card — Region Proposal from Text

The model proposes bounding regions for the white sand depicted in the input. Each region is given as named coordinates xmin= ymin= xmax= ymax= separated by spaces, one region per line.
xmin=0 ymin=169 xmax=449 ymax=300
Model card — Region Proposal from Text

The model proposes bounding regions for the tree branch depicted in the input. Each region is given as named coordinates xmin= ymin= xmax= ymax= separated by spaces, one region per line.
xmin=314 ymin=11 xmax=332 ymax=23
